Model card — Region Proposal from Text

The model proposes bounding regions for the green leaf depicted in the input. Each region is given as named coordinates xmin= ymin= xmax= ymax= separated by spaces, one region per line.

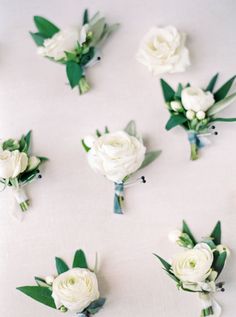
xmin=83 ymin=9 xmax=89 ymax=25
xmin=87 ymin=298 xmax=106 ymax=314
xmin=55 ymin=257 xmax=69 ymax=274
xmin=209 ymin=117 xmax=236 ymax=123
xmin=80 ymin=47 xmax=95 ymax=66
xmin=37 ymin=156 xmax=49 ymax=162
xmin=66 ymin=61 xmax=83 ymax=89
xmin=214 ymin=75 xmax=236 ymax=101
xmin=207 ymin=92 xmax=236 ymax=116
xmin=72 ymin=249 xmax=88 ymax=268
xmin=165 ymin=114 xmax=187 ymax=131
xmin=29 ymin=32 xmax=46 ymax=46
xmin=206 ymin=73 xmax=219 ymax=92
xmin=24 ymin=131 xmax=31 ymax=152
xmin=19 ymin=136 xmax=27 ymax=153
xmin=104 ymin=126 xmax=109 ymax=133
xmin=65 ymin=51 xmax=77 ymax=61
xmin=81 ymin=139 xmax=90 ymax=152
xmin=17 ymin=286 xmax=56 ymax=309
xmin=153 ymin=254 xmax=171 ymax=271
xmin=96 ymin=129 xmax=101 ymax=137
xmin=97 ymin=23 xmax=120 ymax=47
xmin=213 ymin=251 xmax=227 ymax=277
xmin=89 ymin=18 xmax=106 ymax=46
xmin=182 ymin=221 xmax=197 ymax=245
xmin=2 ymin=139 xmax=19 ymax=151
xmin=33 ymin=16 xmax=60 ymax=38
xmin=175 ymin=83 xmax=183 ymax=99
xmin=210 ymin=221 xmax=221 ymax=245
xmin=139 ymin=150 xmax=161 ymax=170
xmin=18 ymin=169 xmax=38 ymax=184
xmin=124 ymin=120 xmax=137 ymax=137
xmin=34 ymin=277 xmax=49 ymax=287
xmin=160 ymin=79 xmax=175 ymax=102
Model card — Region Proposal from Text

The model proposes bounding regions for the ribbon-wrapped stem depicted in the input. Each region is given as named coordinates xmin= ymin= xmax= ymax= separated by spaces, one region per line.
xmin=188 ymin=131 xmax=199 ymax=161
xmin=114 ymin=182 xmax=124 ymax=214
xmin=12 ymin=186 xmax=30 ymax=212
xmin=199 ymin=293 xmax=221 ymax=317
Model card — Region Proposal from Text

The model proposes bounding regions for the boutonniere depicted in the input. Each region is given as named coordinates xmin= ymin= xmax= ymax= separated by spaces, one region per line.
xmin=136 ymin=25 xmax=190 ymax=75
xmin=155 ymin=221 xmax=230 ymax=317
xmin=30 ymin=10 xmax=119 ymax=94
xmin=82 ymin=121 xmax=161 ymax=214
xmin=160 ymin=74 xmax=236 ymax=160
xmin=17 ymin=249 xmax=105 ymax=316
xmin=0 ymin=131 xmax=48 ymax=214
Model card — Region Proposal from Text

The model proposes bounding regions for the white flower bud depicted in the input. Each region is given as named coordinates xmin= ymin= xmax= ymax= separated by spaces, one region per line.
xmin=216 ymin=244 xmax=230 ymax=257
xmin=196 ymin=111 xmax=206 ymax=120
xmin=170 ymin=101 xmax=182 ymax=112
xmin=168 ymin=229 xmax=182 ymax=243
xmin=45 ymin=275 xmax=55 ymax=285
xmin=186 ymin=110 xmax=195 ymax=120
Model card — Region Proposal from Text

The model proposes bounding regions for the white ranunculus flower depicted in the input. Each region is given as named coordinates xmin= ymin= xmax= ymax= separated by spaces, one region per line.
xmin=87 ymin=131 xmax=146 ymax=183
xmin=38 ymin=27 xmax=80 ymax=61
xmin=0 ymin=150 xmax=28 ymax=179
xmin=181 ymin=87 xmax=215 ymax=112
xmin=136 ymin=26 xmax=190 ymax=75
xmin=52 ymin=268 xmax=99 ymax=313
xmin=172 ymin=243 xmax=213 ymax=283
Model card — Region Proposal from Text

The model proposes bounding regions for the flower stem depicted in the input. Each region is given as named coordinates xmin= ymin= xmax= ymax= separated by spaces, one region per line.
xmin=19 ymin=200 xmax=30 ymax=212
xmin=190 ymin=143 xmax=199 ymax=161
xmin=114 ymin=183 xmax=124 ymax=214
xmin=200 ymin=306 xmax=214 ymax=316
xmin=79 ymin=76 xmax=90 ymax=94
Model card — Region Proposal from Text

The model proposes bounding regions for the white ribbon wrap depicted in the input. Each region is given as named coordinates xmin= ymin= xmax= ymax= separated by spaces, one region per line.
xmin=199 ymin=293 xmax=222 ymax=317
xmin=12 ymin=187 xmax=28 ymax=204
xmin=10 ymin=186 xmax=29 ymax=221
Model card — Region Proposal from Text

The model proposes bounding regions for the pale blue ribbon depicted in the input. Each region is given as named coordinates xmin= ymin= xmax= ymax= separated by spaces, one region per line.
xmin=114 ymin=182 xmax=124 ymax=214
xmin=187 ymin=131 xmax=206 ymax=149
xmin=76 ymin=313 xmax=87 ymax=317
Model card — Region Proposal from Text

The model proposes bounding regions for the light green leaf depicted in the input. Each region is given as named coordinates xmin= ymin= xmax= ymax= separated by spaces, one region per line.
xmin=214 ymin=75 xmax=236 ymax=101
xmin=89 ymin=18 xmax=106 ymax=46
xmin=33 ymin=16 xmax=60 ymax=38
xmin=210 ymin=221 xmax=221 ymax=245
xmin=17 ymin=286 xmax=56 ymax=309
xmin=182 ymin=220 xmax=197 ymax=245
xmin=206 ymin=73 xmax=219 ymax=92
xmin=72 ymin=249 xmax=88 ymax=269
xmin=29 ymin=32 xmax=46 ymax=46
xmin=139 ymin=150 xmax=161 ymax=170
xmin=153 ymin=254 xmax=171 ymax=271
xmin=55 ymin=257 xmax=69 ymax=274
xmin=160 ymin=79 xmax=175 ymax=102
xmin=66 ymin=61 xmax=83 ymax=89
xmin=207 ymin=92 xmax=236 ymax=116
xmin=87 ymin=298 xmax=106 ymax=314
xmin=209 ymin=117 xmax=236 ymax=123
xmin=165 ymin=114 xmax=187 ymax=131
xmin=124 ymin=120 xmax=137 ymax=137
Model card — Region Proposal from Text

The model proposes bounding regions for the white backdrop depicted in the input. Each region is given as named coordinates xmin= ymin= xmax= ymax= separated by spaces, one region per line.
xmin=0 ymin=0 xmax=236 ymax=316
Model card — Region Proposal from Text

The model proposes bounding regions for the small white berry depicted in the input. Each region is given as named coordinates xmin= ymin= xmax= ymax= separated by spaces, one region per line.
xmin=186 ymin=110 xmax=195 ymax=120
xmin=196 ymin=111 xmax=206 ymax=120
xmin=170 ymin=101 xmax=182 ymax=112
xmin=45 ymin=275 xmax=55 ymax=285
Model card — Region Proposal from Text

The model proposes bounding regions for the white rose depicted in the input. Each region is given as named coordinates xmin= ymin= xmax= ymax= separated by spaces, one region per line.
xmin=87 ymin=131 xmax=146 ymax=182
xmin=0 ymin=150 xmax=28 ymax=179
xmin=38 ymin=27 xmax=80 ymax=61
xmin=168 ymin=229 xmax=182 ymax=243
xmin=52 ymin=268 xmax=99 ymax=313
xmin=181 ymin=87 xmax=215 ymax=112
xmin=136 ymin=26 xmax=190 ymax=75
xmin=172 ymin=243 xmax=213 ymax=283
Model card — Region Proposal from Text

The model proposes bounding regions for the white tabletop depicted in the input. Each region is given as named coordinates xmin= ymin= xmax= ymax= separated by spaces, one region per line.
xmin=0 ymin=0 xmax=236 ymax=316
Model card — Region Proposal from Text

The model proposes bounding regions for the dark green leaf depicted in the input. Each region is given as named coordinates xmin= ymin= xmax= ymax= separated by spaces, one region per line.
xmin=72 ymin=249 xmax=88 ymax=268
xmin=182 ymin=221 xmax=197 ymax=245
xmin=33 ymin=16 xmax=60 ymax=38
xmin=210 ymin=221 xmax=221 ymax=245
xmin=29 ymin=32 xmax=46 ymax=46
xmin=34 ymin=277 xmax=49 ymax=287
xmin=83 ymin=9 xmax=89 ymax=25
xmin=160 ymin=79 xmax=175 ymax=102
xmin=209 ymin=117 xmax=236 ymax=123
xmin=80 ymin=47 xmax=95 ymax=66
xmin=18 ymin=169 xmax=38 ymax=183
xmin=17 ymin=286 xmax=56 ymax=309
xmin=19 ymin=136 xmax=27 ymax=153
xmin=87 ymin=298 xmax=106 ymax=314
xmin=66 ymin=61 xmax=83 ymax=88
xmin=55 ymin=257 xmax=69 ymax=274
xmin=214 ymin=251 xmax=227 ymax=277
xmin=96 ymin=129 xmax=101 ymax=137
xmin=214 ymin=75 xmax=236 ymax=101
xmin=104 ymin=126 xmax=109 ymax=133
xmin=165 ymin=114 xmax=187 ymax=131
xmin=37 ymin=156 xmax=49 ymax=162
xmin=139 ymin=150 xmax=161 ymax=170
xmin=81 ymin=139 xmax=90 ymax=152
xmin=206 ymin=73 xmax=219 ymax=92
xmin=175 ymin=83 xmax=183 ymax=99
xmin=153 ymin=254 xmax=171 ymax=271
xmin=24 ymin=131 xmax=31 ymax=151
